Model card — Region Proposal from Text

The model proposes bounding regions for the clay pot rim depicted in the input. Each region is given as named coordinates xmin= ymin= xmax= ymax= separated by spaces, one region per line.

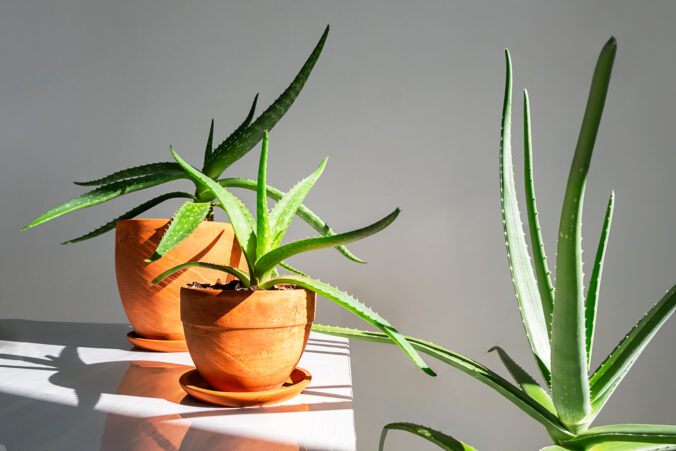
xmin=117 ymin=218 xmax=226 ymax=226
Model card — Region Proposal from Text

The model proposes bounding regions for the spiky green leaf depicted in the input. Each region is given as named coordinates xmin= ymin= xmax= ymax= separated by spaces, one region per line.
xmin=202 ymin=94 xmax=258 ymax=168
xmin=170 ymin=147 xmax=257 ymax=271
xmin=260 ymin=276 xmax=435 ymax=377
xmin=151 ymin=262 xmax=250 ymax=288
xmin=256 ymin=132 xmax=271 ymax=258
xmin=269 ymin=157 xmax=327 ymax=248
xmin=278 ymin=261 xmax=308 ymax=277
xmin=589 ymin=285 xmax=676 ymax=415
xmin=313 ymin=324 xmax=573 ymax=441
xmin=489 ymin=346 xmax=555 ymax=414
xmin=218 ymin=177 xmax=364 ymax=263
xmin=61 ymin=191 xmax=195 ymax=244
xmin=551 ymin=37 xmax=616 ymax=429
xmin=146 ymin=201 xmax=212 ymax=262
xmin=523 ymin=90 xmax=555 ymax=337
xmin=254 ymin=208 xmax=399 ymax=277
xmin=203 ymin=119 xmax=215 ymax=166
xmin=23 ymin=172 xmax=186 ymax=230
xmin=379 ymin=423 xmax=477 ymax=451
xmin=586 ymin=192 xmax=615 ymax=368
xmin=73 ymin=162 xmax=183 ymax=186
xmin=500 ymin=49 xmax=551 ymax=383
xmin=205 ymin=26 xmax=329 ymax=178
xmin=560 ymin=424 xmax=676 ymax=449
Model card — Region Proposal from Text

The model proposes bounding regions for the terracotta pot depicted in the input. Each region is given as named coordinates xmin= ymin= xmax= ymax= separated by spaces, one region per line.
xmin=180 ymin=286 xmax=316 ymax=392
xmin=115 ymin=219 xmax=245 ymax=340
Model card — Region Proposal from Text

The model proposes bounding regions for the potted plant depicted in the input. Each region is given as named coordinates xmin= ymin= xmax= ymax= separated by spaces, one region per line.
xmin=152 ymin=131 xmax=434 ymax=396
xmin=21 ymin=26 xmax=364 ymax=349
xmin=315 ymin=37 xmax=676 ymax=450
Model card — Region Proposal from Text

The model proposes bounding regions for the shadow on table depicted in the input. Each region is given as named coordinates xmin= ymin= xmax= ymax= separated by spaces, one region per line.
xmin=0 ymin=345 xmax=350 ymax=450
xmin=0 ymin=319 xmax=131 ymax=350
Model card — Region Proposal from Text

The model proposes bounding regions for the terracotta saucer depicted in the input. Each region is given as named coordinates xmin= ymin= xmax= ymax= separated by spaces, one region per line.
xmin=179 ymin=367 xmax=312 ymax=407
xmin=126 ymin=331 xmax=188 ymax=352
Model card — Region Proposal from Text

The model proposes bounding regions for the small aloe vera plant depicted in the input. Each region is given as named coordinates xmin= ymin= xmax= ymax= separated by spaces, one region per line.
xmin=152 ymin=131 xmax=435 ymax=376
xmin=21 ymin=26 xmax=363 ymax=265
xmin=314 ymin=37 xmax=676 ymax=450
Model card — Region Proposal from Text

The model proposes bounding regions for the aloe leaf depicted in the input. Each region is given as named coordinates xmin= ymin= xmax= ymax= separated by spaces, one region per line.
xmin=255 ymin=132 xmax=271 ymax=259
xmin=560 ymin=424 xmax=676 ymax=449
xmin=151 ymin=261 xmax=250 ymax=287
xmin=260 ymin=276 xmax=435 ymax=377
xmin=551 ymin=37 xmax=616 ymax=429
xmin=73 ymin=162 xmax=183 ymax=186
xmin=269 ymin=157 xmax=327 ymax=248
xmin=586 ymin=192 xmax=615 ymax=368
xmin=170 ymin=147 xmax=257 ymax=271
xmin=61 ymin=191 xmax=195 ymax=244
xmin=523 ymin=90 xmax=555 ymax=337
xmin=589 ymin=285 xmax=676 ymax=414
xmin=254 ymin=208 xmax=399 ymax=277
xmin=218 ymin=177 xmax=364 ymax=263
xmin=278 ymin=261 xmax=308 ymax=277
xmin=312 ymin=324 xmax=573 ymax=440
xmin=488 ymin=346 xmax=556 ymax=414
xmin=379 ymin=422 xmax=477 ymax=451
xmin=146 ymin=200 xmax=212 ymax=262
xmin=205 ymin=26 xmax=329 ymax=179
xmin=203 ymin=119 xmax=215 ymax=166
xmin=23 ymin=172 xmax=186 ymax=230
xmin=500 ymin=49 xmax=551 ymax=383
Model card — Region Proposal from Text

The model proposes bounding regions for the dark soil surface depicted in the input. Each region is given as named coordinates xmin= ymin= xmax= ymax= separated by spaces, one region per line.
xmin=187 ymin=280 xmax=300 ymax=291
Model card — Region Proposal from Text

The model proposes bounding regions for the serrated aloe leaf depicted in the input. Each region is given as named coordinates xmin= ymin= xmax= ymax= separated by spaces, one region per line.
xmin=500 ymin=49 xmax=551 ymax=383
xmin=146 ymin=200 xmax=212 ymax=262
xmin=203 ymin=119 xmax=215 ymax=166
xmin=379 ymin=422 xmax=477 ymax=451
xmin=23 ymin=172 xmax=185 ymax=230
xmin=73 ymin=162 xmax=183 ymax=186
xmin=202 ymin=93 xmax=258 ymax=168
xmin=269 ymin=157 xmax=327 ymax=248
xmin=488 ymin=346 xmax=556 ymax=414
xmin=278 ymin=261 xmax=308 ymax=277
xmin=170 ymin=147 xmax=257 ymax=272
xmin=61 ymin=191 xmax=195 ymax=244
xmin=589 ymin=285 xmax=676 ymax=414
xmin=588 ymin=443 xmax=676 ymax=451
xmin=523 ymin=90 xmax=555 ymax=337
xmin=260 ymin=276 xmax=435 ymax=377
xmin=586 ymin=192 xmax=615 ymax=368
xmin=254 ymin=208 xmax=399 ymax=277
xmin=560 ymin=424 xmax=676 ymax=449
xmin=218 ymin=177 xmax=364 ymax=263
xmin=312 ymin=324 xmax=573 ymax=441
xmin=205 ymin=26 xmax=329 ymax=179
xmin=551 ymin=37 xmax=616 ymax=429
xmin=151 ymin=262 xmax=250 ymax=287
xmin=255 ymin=132 xmax=271 ymax=259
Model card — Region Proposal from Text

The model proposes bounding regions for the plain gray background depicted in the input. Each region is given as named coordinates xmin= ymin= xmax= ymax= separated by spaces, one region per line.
xmin=2 ymin=1 xmax=675 ymax=449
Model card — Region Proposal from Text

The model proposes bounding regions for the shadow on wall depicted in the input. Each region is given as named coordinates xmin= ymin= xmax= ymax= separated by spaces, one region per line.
xmin=0 ymin=320 xmax=349 ymax=450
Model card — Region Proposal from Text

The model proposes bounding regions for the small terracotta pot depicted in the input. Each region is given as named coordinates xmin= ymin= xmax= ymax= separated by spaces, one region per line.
xmin=180 ymin=286 xmax=316 ymax=392
xmin=115 ymin=219 xmax=245 ymax=340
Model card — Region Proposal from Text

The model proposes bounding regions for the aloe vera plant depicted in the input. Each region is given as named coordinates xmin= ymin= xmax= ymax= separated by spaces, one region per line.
xmin=21 ymin=27 xmax=363 ymax=265
xmin=152 ymin=131 xmax=435 ymax=376
xmin=314 ymin=37 xmax=676 ymax=450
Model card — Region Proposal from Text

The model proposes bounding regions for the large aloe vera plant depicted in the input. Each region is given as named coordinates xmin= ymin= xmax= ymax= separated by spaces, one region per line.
xmin=314 ymin=37 xmax=676 ymax=450
xmin=21 ymin=27 xmax=363 ymax=265
xmin=153 ymin=131 xmax=435 ymax=376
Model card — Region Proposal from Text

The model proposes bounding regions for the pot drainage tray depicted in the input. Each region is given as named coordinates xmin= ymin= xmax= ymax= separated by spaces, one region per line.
xmin=126 ymin=331 xmax=188 ymax=352
xmin=179 ymin=367 xmax=312 ymax=407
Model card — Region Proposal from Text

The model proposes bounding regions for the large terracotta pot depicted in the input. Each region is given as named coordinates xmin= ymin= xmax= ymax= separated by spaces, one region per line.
xmin=180 ymin=286 xmax=316 ymax=392
xmin=115 ymin=219 xmax=245 ymax=340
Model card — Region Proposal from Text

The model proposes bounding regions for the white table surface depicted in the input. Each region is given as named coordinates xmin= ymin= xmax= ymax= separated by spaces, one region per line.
xmin=0 ymin=320 xmax=356 ymax=451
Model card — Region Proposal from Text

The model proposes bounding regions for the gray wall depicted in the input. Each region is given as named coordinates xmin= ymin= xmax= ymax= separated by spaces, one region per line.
xmin=2 ymin=1 xmax=675 ymax=449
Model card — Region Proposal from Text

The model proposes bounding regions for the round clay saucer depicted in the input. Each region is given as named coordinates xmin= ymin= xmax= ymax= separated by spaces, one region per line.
xmin=126 ymin=331 xmax=188 ymax=352
xmin=179 ymin=367 xmax=312 ymax=407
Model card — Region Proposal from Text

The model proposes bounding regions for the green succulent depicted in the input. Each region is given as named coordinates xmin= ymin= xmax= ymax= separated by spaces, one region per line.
xmin=21 ymin=26 xmax=364 ymax=265
xmin=152 ymin=131 xmax=435 ymax=377
xmin=314 ymin=37 xmax=676 ymax=450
